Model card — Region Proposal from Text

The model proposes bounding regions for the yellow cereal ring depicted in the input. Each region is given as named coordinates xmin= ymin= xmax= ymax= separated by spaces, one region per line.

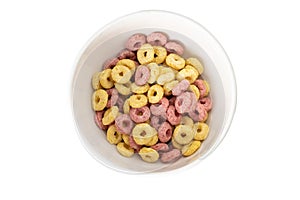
xmin=163 ymin=80 xmax=179 ymax=96
xmin=180 ymin=116 xmax=194 ymax=127
xmin=138 ymin=147 xmax=159 ymax=163
xmin=132 ymin=123 xmax=157 ymax=145
xmin=188 ymin=85 xmax=200 ymax=99
xmin=145 ymin=134 xmax=159 ymax=146
xmin=117 ymin=59 xmax=136 ymax=71
xmin=171 ymin=136 xmax=183 ymax=150
xmin=92 ymin=89 xmax=108 ymax=111
xmin=100 ymin=69 xmax=114 ymax=89
xmin=91 ymin=72 xmax=102 ymax=90
xmin=111 ymin=65 xmax=132 ymax=84
xmin=137 ymin=44 xmax=155 ymax=65
xmin=165 ymin=53 xmax=185 ymax=70
xmin=157 ymin=67 xmax=175 ymax=85
xmin=176 ymin=65 xmax=199 ymax=83
xmin=153 ymin=46 xmax=167 ymax=64
xmin=129 ymin=94 xmax=148 ymax=108
xmin=123 ymin=99 xmax=130 ymax=114
xmin=147 ymin=62 xmax=160 ymax=84
xmin=117 ymin=142 xmax=134 ymax=157
xmin=173 ymin=125 xmax=194 ymax=145
xmin=147 ymin=84 xmax=164 ymax=103
xmin=106 ymin=125 xmax=122 ymax=144
xmin=102 ymin=106 xmax=119 ymax=125
xmin=181 ymin=140 xmax=201 ymax=156
xmin=203 ymin=80 xmax=210 ymax=96
xmin=186 ymin=57 xmax=204 ymax=75
xmin=193 ymin=122 xmax=209 ymax=141
xmin=121 ymin=134 xmax=130 ymax=145
xmin=114 ymin=82 xmax=132 ymax=96
xmin=131 ymin=83 xmax=150 ymax=94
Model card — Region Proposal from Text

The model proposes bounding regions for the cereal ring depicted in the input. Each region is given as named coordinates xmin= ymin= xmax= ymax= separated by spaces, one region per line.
xmin=130 ymin=82 xmax=150 ymax=94
xmin=114 ymin=82 xmax=132 ymax=96
xmin=147 ymin=84 xmax=164 ymax=104
xmin=106 ymin=125 xmax=122 ymax=144
xmin=111 ymin=64 xmax=132 ymax=84
xmin=173 ymin=125 xmax=194 ymax=145
xmin=115 ymin=114 xmax=134 ymax=135
xmin=115 ymin=96 xmax=125 ymax=112
xmin=194 ymin=79 xmax=209 ymax=97
xmin=129 ymin=135 xmax=142 ymax=151
xmin=151 ymin=143 xmax=169 ymax=152
xmin=126 ymin=33 xmax=147 ymax=51
xmin=174 ymin=92 xmax=193 ymax=114
xmin=193 ymin=122 xmax=209 ymax=141
xmin=181 ymin=140 xmax=201 ymax=156
xmin=150 ymin=97 xmax=169 ymax=117
xmin=161 ymin=149 xmax=181 ymax=163
xmin=103 ymin=57 xmax=119 ymax=69
xmin=123 ymin=99 xmax=130 ymax=114
xmin=145 ymin=134 xmax=159 ymax=146
xmin=199 ymin=97 xmax=212 ymax=112
xmin=153 ymin=46 xmax=167 ymax=64
xmin=117 ymin=59 xmax=136 ymax=71
xmin=164 ymin=80 xmax=179 ymax=96
xmin=147 ymin=62 xmax=160 ymax=84
xmin=91 ymin=72 xmax=102 ymax=90
xmin=203 ymin=80 xmax=210 ymax=95
xmin=106 ymin=88 xmax=118 ymax=108
xmin=150 ymin=115 xmax=167 ymax=131
xmin=147 ymin=32 xmax=168 ymax=46
xmin=122 ymin=134 xmax=130 ymax=145
xmin=188 ymin=85 xmax=200 ymax=99
xmin=171 ymin=136 xmax=183 ymax=150
xmin=180 ymin=116 xmax=194 ymax=127
xmin=92 ymin=89 xmax=108 ymax=111
xmin=158 ymin=122 xmax=172 ymax=143
xmin=165 ymin=53 xmax=185 ymax=70
xmin=132 ymin=123 xmax=157 ymax=145
xmin=138 ymin=147 xmax=159 ymax=163
xmin=117 ymin=142 xmax=134 ymax=157
xmin=188 ymin=102 xmax=208 ymax=122
xmin=156 ymin=67 xmax=175 ymax=85
xmin=94 ymin=111 xmax=108 ymax=130
xmin=164 ymin=41 xmax=184 ymax=55
xmin=176 ymin=65 xmax=199 ymax=84
xmin=167 ymin=105 xmax=182 ymax=126
xmin=129 ymin=94 xmax=148 ymax=108
xmin=135 ymin=65 xmax=150 ymax=86
xmin=186 ymin=57 xmax=204 ymax=75
xmin=100 ymin=69 xmax=114 ymax=89
xmin=137 ymin=43 xmax=155 ymax=65
xmin=172 ymin=79 xmax=190 ymax=96
xmin=102 ymin=106 xmax=119 ymax=125
xmin=118 ymin=49 xmax=136 ymax=60
xmin=129 ymin=106 xmax=151 ymax=123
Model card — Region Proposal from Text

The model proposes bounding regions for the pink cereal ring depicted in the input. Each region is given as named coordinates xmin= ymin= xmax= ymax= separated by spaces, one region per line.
xmin=146 ymin=32 xmax=168 ymax=46
xmin=151 ymin=143 xmax=169 ymax=152
xmin=199 ymin=97 xmax=212 ymax=112
xmin=106 ymin=88 xmax=118 ymax=108
xmin=103 ymin=57 xmax=119 ymax=69
xmin=174 ymin=92 xmax=192 ymax=114
xmin=161 ymin=149 xmax=181 ymax=163
xmin=118 ymin=49 xmax=136 ymax=60
xmin=158 ymin=122 xmax=173 ymax=143
xmin=167 ymin=105 xmax=182 ymax=126
xmin=129 ymin=135 xmax=142 ymax=151
xmin=129 ymin=106 xmax=151 ymax=123
xmin=125 ymin=33 xmax=147 ymax=51
xmin=135 ymin=65 xmax=150 ymax=86
xmin=150 ymin=115 xmax=167 ymax=131
xmin=94 ymin=111 xmax=108 ymax=130
xmin=164 ymin=41 xmax=184 ymax=55
xmin=115 ymin=114 xmax=134 ymax=135
xmin=194 ymin=79 xmax=207 ymax=98
xmin=172 ymin=79 xmax=190 ymax=96
xmin=188 ymin=102 xmax=208 ymax=122
xmin=150 ymin=97 xmax=169 ymax=117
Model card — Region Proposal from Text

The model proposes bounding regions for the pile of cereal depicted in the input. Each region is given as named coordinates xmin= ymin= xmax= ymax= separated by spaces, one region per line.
xmin=91 ymin=32 xmax=212 ymax=163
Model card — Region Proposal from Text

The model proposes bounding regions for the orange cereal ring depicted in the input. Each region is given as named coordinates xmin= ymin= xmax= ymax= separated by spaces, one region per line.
xmin=165 ymin=53 xmax=185 ymax=70
xmin=147 ymin=84 xmax=164 ymax=104
xmin=137 ymin=44 xmax=155 ymax=65
xmin=92 ymin=89 xmax=108 ymax=111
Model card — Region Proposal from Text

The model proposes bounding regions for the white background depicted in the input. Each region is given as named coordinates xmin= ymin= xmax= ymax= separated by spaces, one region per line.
xmin=0 ymin=0 xmax=299 ymax=199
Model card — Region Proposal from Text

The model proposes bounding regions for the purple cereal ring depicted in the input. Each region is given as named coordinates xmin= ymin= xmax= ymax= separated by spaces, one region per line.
xmin=135 ymin=65 xmax=150 ymax=86
xmin=125 ymin=33 xmax=146 ymax=51
xmin=188 ymin=102 xmax=208 ymax=122
xmin=151 ymin=143 xmax=169 ymax=152
xmin=129 ymin=106 xmax=151 ymax=123
xmin=150 ymin=97 xmax=169 ymax=117
xmin=94 ymin=111 xmax=108 ymax=130
xmin=161 ymin=149 xmax=181 ymax=163
xmin=167 ymin=105 xmax=182 ymax=126
xmin=103 ymin=57 xmax=119 ymax=69
xmin=115 ymin=114 xmax=134 ymax=135
xmin=174 ymin=92 xmax=193 ymax=114
xmin=199 ymin=97 xmax=212 ymax=112
xmin=106 ymin=88 xmax=118 ymax=108
xmin=164 ymin=41 xmax=184 ymax=55
xmin=158 ymin=122 xmax=172 ymax=143
xmin=118 ymin=49 xmax=137 ymax=60
xmin=150 ymin=115 xmax=167 ymax=131
xmin=129 ymin=135 xmax=142 ymax=151
xmin=194 ymin=79 xmax=207 ymax=98
xmin=169 ymin=96 xmax=176 ymax=105
xmin=172 ymin=79 xmax=190 ymax=96
xmin=147 ymin=32 xmax=168 ymax=46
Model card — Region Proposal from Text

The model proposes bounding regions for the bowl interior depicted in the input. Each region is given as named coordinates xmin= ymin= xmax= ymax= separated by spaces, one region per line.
xmin=72 ymin=11 xmax=236 ymax=173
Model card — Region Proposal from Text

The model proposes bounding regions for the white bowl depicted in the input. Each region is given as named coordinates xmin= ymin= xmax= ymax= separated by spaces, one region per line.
xmin=71 ymin=10 xmax=237 ymax=174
